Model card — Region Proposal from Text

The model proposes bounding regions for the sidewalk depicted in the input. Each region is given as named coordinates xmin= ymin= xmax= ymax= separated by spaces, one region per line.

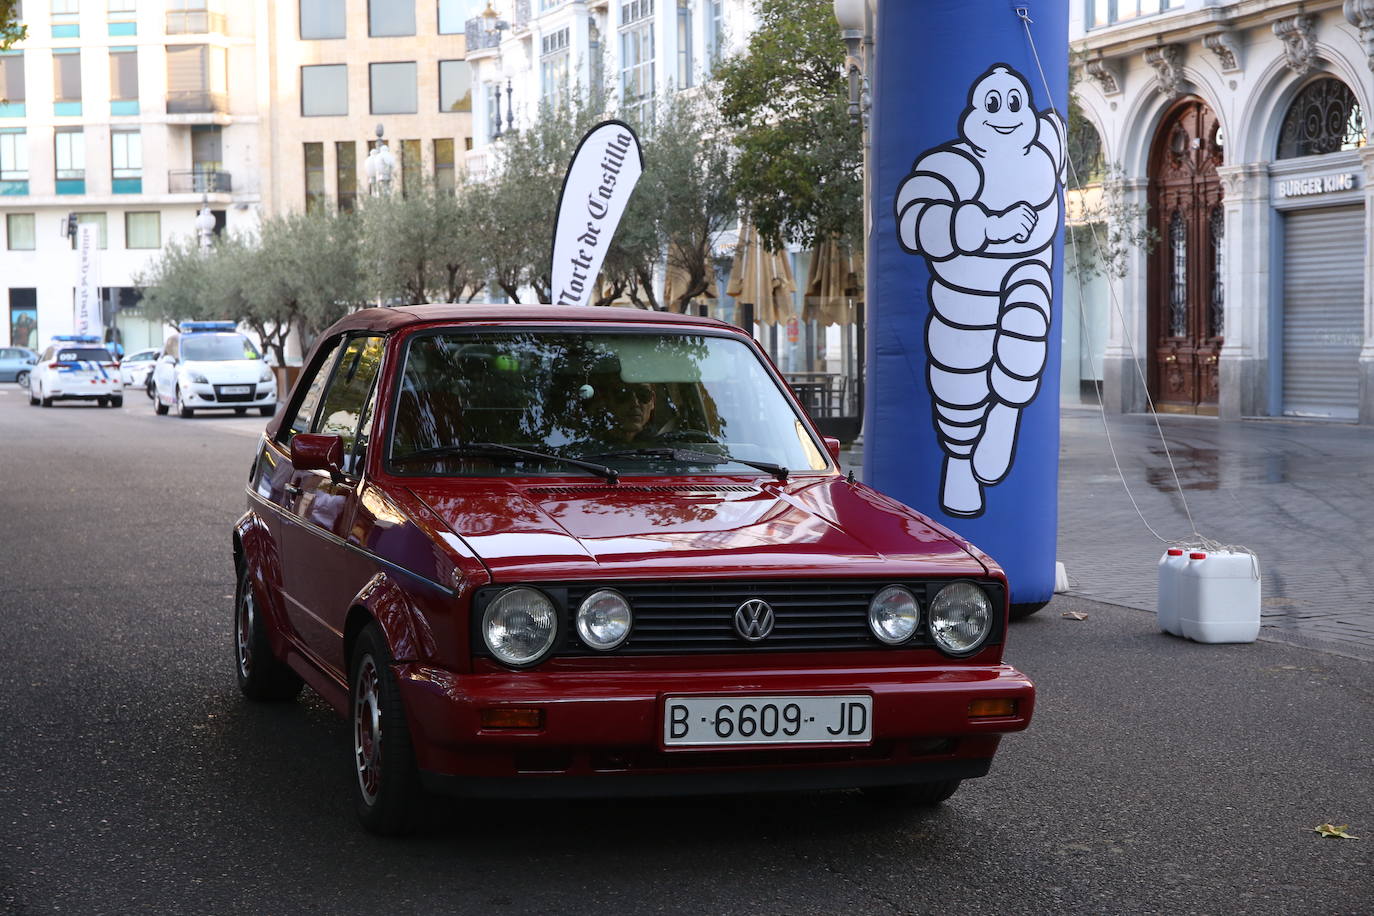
xmin=841 ymin=407 xmax=1374 ymax=661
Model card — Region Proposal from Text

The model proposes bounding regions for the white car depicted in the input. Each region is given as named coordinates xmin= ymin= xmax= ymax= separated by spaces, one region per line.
xmin=120 ymin=348 xmax=160 ymax=392
xmin=152 ymin=322 xmax=277 ymax=418
xmin=27 ymin=336 xmax=123 ymax=408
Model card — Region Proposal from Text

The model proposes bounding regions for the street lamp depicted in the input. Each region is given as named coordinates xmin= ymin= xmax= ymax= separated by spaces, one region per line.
xmin=480 ymin=1 xmax=508 ymax=43
xmin=833 ymin=0 xmax=869 ymax=128
xmin=365 ymin=123 xmax=397 ymax=195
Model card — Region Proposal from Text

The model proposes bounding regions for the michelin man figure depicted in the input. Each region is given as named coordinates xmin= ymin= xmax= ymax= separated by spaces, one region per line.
xmin=895 ymin=64 xmax=1066 ymax=518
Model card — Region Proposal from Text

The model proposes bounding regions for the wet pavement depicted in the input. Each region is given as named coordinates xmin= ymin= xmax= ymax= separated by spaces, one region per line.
xmin=843 ymin=408 xmax=1374 ymax=661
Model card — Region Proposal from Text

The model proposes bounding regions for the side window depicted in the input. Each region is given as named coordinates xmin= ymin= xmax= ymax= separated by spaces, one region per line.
xmin=312 ymin=336 xmax=385 ymax=473
xmin=165 ymin=338 xmax=179 ymax=360
xmin=40 ymin=347 xmax=53 ymax=360
xmin=285 ymin=337 xmax=344 ymax=440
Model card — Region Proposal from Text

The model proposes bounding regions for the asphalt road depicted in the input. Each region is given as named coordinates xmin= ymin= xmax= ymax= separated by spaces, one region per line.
xmin=0 ymin=389 xmax=1370 ymax=915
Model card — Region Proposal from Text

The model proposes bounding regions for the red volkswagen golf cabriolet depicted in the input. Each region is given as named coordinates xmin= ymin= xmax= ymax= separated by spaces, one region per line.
xmin=233 ymin=305 xmax=1035 ymax=834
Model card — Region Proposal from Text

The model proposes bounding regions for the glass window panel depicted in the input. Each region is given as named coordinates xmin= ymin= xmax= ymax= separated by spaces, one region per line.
xmin=74 ymin=212 xmax=108 ymax=249
xmin=313 ymin=335 xmax=386 ymax=473
xmin=401 ymin=138 xmax=420 ymax=196
xmin=336 ymin=140 xmax=357 ymax=213
xmin=55 ymin=127 xmax=84 ymax=177
xmin=439 ymin=59 xmax=471 ymax=112
xmin=287 ymin=338 xmax=343 ymax=438
xmin=437 ymin=0 xmax=465 ymax=34
xmin=125 ymin=211 xmax=160 ymax=249
xmin=111 ymin=129 xmax=141 ymax=177
xmin=108 ymin=0 xmax=138 ymax=12
xmin=300 ymin=0 xmax=345 ymax=39
xmin=301 ymin=63 xmax=348 ymax=116
xmin=369 ymin=0 xmax=415 ymax=37
xmin=53 ymin=50 xmax=82 ymax=102
xmin=6 ymin=213 xmax=35 ymax=250
xmin=677 ymin=6 xmax=692 ymax=89
xmin=434 ymin=137 xmax=454 ymax=193
xmin=166 ymin=44 xmax=208 ymax=92
xmin=110 ymin=49 xmax=138 ymax=101
xmin=52 ymin=0 xmax=79 ymax=13
xmin=0 ymin=53 xmax=25 ymax=103
xmin=370 ymin=61 xmax=417 ymax=115
xmin=305 ymin=142 xmax=325 ymax=213
xmin=0 ymin=131 xmax=27 ymax=180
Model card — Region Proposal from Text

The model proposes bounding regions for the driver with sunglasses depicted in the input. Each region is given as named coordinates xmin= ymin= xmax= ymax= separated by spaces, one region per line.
xmin=586 ymin=375 xmax=660 ymax=445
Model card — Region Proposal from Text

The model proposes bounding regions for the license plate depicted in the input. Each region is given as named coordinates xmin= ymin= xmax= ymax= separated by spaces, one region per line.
xmin=663 ymin=695 xmax=872 ymax=747
xmin=221 ymin=385 xmax=251 ymax=395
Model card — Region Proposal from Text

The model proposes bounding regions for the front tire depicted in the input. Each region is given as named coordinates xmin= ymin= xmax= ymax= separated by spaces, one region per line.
xmin=234 ymin=566 xmax=302 ymax=702
xmin=861 ymin=779 xmax=962 ymax=806
xmin=176 ymin=386 xmax=194 ymax=418
xmin=260 ymin=404 xmax=276 ymax=418
xmin=154 ymin=385 xmax=169 ymax=415
xmin=351 ymin=623 xmax=423 ymax=835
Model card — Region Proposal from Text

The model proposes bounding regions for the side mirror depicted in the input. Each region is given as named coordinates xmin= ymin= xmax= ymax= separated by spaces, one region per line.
xmin=822 ymin=436 xmax=842 ymax=464
xmin=26 ymin=357 xmax=37 ymax=365
xmin=291 ymin=433 xmax=345 ymax=477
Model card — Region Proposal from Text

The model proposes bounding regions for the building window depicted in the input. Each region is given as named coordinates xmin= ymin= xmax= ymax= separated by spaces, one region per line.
xmin=676 ymin=3 xmax=692 ymax=89
xmin=55 ymin=127 xmax=84 ymax=179
xmin=0 ymin=52 xmax=25 ymax=117
xmin=108 ymin=0 xmax=138 ymax=12
xmin=53 ymin=49 xmax=82 ymax=115
xmin=369 ymin=0 xmax=415 ymax=37
xmin=541 ymin=28 xmax=569 ymax=110
xmin=6 ymin=213 xmax=35 ymax=250
xmin=401 ymin=138 xmax=420 ymax=196
xmin=72 ymin=212 xmax=108 ymax=249
xmin=1276 ymin=77 xmax=1368 ymax=159
xmin=167 ymin=44 xmax=225 ymax=114
xmin=109 ymin=47 xmax=139 ymax=114
xmin=301 ymin=64 xmax=348 ymax=116
xmin=300 ymin=0 xmax=345 ymax=39
xmin=620 ymin=3 xmax=655 ymax=122
xmin=111 ymin=128 xmax=141 ymax=191
xmin=1088 ymin=0 xmax=1181 ymax=28
xmin=485 ymin=82 xmax=501 ymax=141
xmin=434 ymin=137 xmax=455 ymax=193
xmin=706 ymin=0 xmax=723 ymax=69
xmin=336 ymin=140 xmax=357 ymax=212
xmin=540 ymin=0 xmax=565 ymax=10
xmin=0 ymin=130 xmax=26 ymax=182
xmin=125 ymin=211 xmax=160 ymax=249
xmin=305 ymin=142 xmax=325 ymax=213
xmin=439 ymin=59 xmax=471 ymax=112
xmin=437 ymin=0 xmax=465 ymax=34
xmin=370 ymin=62 xmax=417 ymax=114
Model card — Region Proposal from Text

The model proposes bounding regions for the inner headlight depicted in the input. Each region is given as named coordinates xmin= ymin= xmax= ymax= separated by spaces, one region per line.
xmin=188 ymin=372 xmax=209 ymax=384
xmin=482 ymin=587 xmax=558 ymax=667
xmin=868 ymin=585 xmax=919 ymax=645
xmin=259 ymin=366 xmax=273 ymax=383
xmin=575 ymin=589 xmax=632 ymax=650
xmin=928 ymin=582 xmax=993 ymax=656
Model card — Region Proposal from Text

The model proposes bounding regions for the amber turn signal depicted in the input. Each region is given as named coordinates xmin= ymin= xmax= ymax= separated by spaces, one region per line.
xmin=968 ymin=698 xmax=1017 ymax=718
xmin=480 ymin=707 xmax=544 ymax=729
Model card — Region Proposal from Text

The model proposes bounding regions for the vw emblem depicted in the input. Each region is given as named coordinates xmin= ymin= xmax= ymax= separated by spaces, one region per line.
xmin=734 ymin=599 xmax=775 ymax=642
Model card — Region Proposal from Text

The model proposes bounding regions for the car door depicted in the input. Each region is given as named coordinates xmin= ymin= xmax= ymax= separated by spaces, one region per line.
xmin=0 ymin=349 xmax=17 ymax=381
xmin=278 ymin=334 xmax=387 ymax=677
xmin=154 ymin=336 xmax=178 ymax=402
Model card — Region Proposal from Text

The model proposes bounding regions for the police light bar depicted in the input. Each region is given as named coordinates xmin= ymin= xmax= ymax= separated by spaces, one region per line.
xmin=52 ymin=334 xmax=102 ymax=343
xmin=180 ymin=321 xmax=237 ymax=333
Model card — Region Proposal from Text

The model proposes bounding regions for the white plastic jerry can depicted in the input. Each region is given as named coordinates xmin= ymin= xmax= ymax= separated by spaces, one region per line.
xmin=1156 ymin=547 xmax=1188 ymax=636
xmin=1178 ymin=549 xmax=1261 ymax=644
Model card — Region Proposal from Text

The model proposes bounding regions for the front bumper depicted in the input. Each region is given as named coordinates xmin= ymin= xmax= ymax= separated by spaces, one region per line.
xmin=397 ymin=659 xmax=1035 ymax=798
xmin=181 ymin=382 xmax=276 ymax=408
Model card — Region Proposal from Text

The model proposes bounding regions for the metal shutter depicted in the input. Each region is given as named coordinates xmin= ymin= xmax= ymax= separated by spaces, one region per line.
xmin=1282 ymin=205 xmax=1364 ymax=420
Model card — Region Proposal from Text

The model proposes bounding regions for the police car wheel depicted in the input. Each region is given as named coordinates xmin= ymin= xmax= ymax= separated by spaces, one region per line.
xmin=40 ymin=385 xmax=52 ymax=408
xmin=234 ymin=407 xmax=247 ymax=416
xmin=260 ymin=404 xmax=276 ymax=418
xmin=28 ymin=388 xmax=38 ymax=406
xmin=111 ymin=397 xmax=123 ymax=408
xmin=98 ymin=397 xmax=109 ymax=407
xmin=176 ymin=387 xmax=194 ymax=418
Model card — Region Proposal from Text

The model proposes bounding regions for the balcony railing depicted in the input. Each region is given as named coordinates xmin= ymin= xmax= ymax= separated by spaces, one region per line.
xmin=165 ymin=10 xmax=227 ymax=34
xmin=466 ymin=18 xmax=500 ymax=51
xmin=168 ymin=169 xmax=232 ymax=193
xmin=514 ymin=0 xmax=531 ymax=29
xmin=165 ymin=90 xmax=228 ymax=114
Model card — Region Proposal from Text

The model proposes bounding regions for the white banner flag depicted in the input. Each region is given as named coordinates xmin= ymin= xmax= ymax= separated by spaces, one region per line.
xmin=75 ymin=222 xmax=102 ymax=339
xmin=550 ymin=120 xmax=644 ymax=307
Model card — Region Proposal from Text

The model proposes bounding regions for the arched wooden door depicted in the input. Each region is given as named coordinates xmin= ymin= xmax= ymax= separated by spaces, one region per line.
xmin=1148 ymin=99 xmax=1225 ymax=414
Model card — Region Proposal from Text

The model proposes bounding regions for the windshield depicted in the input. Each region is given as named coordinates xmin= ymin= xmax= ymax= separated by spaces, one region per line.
xmin=388 ymin=330 xmax=830 ymax=477
xmin=182 ymin=334 xmax=260 ymax=361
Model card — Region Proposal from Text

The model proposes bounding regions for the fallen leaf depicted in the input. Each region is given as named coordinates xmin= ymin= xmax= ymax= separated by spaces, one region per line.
xmin=1061 ymin=611 xmax=1088 ymax=621
xmin=1314 ymin=823 xmax=1359 ymax=839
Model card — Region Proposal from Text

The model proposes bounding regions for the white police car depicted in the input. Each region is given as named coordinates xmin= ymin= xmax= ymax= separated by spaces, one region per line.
xmin=119 ymin=347 xmax=160 ymax=392
xmin=27 ymin=335 xmax=123 ymax=408
xmin=152 ymin=322 xmax=277 ymax=418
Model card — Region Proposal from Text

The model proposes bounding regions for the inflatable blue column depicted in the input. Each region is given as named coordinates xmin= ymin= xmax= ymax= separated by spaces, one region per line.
xmin=865 ymin=2 xmax=1068 ymax=612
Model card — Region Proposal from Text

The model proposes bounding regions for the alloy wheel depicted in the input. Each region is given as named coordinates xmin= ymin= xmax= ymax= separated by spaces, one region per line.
xmin=353 ymin=656 xmax=382 ymax=806
xmin=236 ymin=586 xmax=255 ymax=680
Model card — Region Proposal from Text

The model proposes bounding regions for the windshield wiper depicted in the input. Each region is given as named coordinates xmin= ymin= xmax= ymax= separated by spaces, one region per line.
xmin=578 ymin=447 xmax=788 ymax=482
xmin=392 ymin=441 xmax=619 ymax=482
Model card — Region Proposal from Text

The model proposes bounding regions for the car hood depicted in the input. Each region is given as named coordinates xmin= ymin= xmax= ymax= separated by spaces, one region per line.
xmin=404 ymin=476 xmax=989 ymax=581
xmin=181 ymin=359 xmax=265 ymax=382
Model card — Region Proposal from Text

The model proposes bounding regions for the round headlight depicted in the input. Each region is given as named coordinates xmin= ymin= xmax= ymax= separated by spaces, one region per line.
xmin=482 ymin=587 xmax=558 ymax=667
xmin=868 ymin=585 xmax=920 ymax=645
xmin=928 ymin=582 xmax=993 ymax=656
xmin=575 ymin=589 xmax=633 ymax=650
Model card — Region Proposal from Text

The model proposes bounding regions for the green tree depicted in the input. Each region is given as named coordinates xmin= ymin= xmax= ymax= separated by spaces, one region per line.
xmin=716 ymin=0 xmax=861 ymax=251
xmin=357 ymin=183 xmax=486 ymax=304
xmin=134 ymin=237 xmax=221 ymax=328
xmin=1 ymin=0 xmax=25 ymax=51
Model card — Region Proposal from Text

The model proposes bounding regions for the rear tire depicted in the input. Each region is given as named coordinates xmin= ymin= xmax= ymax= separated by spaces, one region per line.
xmin=29 ymin=388 xmax=38 ymax=406
xmin=351 ymin=623 xmax=423 ymax=835
xmin=861 ymin=779 xmax=962 ymax=806
xmin=111 ymin=397 xmax=123 ymax=408
xmin=154 ymin=386 xmax=169 ymax=415
xmin=235 ymin=565 xmax=303 ymax=702
xmin=41 ymin=385 xmax=52 ymax=408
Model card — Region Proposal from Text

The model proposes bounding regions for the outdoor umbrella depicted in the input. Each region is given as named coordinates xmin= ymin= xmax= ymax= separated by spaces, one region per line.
xmin=803 ymin=238 xmax=863 ymax=327
xmin=662 ymin=242 xmax=719 ymax=312
xmin=726 ymin=222 xmax=796 ymax=325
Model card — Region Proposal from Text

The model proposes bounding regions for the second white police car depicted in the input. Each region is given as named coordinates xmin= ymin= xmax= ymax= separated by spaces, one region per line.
xmin=152 ymin=322 xmax=277 ymax=418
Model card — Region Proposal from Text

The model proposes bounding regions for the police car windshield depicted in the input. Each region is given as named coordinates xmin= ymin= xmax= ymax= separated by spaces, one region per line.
xmin=57 ymin=348 xmax=113 ymax=362
xmin=182 ymin=334 xmax=260 ymax=361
